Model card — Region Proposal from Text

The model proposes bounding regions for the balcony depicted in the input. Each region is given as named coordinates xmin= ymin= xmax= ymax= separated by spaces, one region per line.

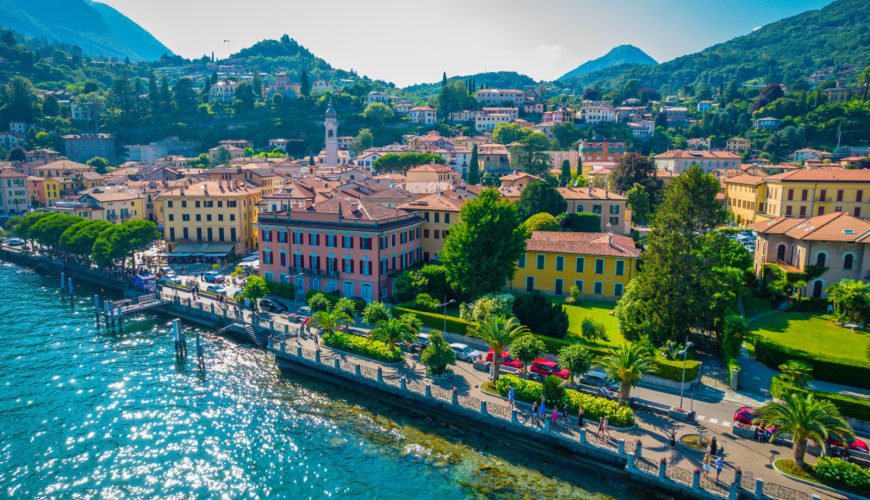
xmin=287 ymin=266 xmax=339 ymax=278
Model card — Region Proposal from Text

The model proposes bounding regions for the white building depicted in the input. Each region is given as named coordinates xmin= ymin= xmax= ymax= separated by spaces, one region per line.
xmin=654 ymin=150 xmax=741 ymax=174
xmin=0 ymin=131 xmax=23 ymax=150
xmin=629 ymin=120 xmax=655 ymax=139
xmin=580 ymin=104 xmax=616 ymax=124
xmin=208 ymin=81 xmax=239 ymax=105
xmin=365 ymin=91 xmax=390 ymax=106
xmin=124 ymin=143 xmax=168 ymax=163
xmin=474 ymin=89 xmax=525 ymax=107
xmin=70 ymin=99 xmax=103 ymax=121
xmin=697 ymin=100 xmax=714 ymax=113
xmin=409 ymin=106 xmax=437 ymax=125
xmin=9 ymin=122 xmax=30 ymax=135
xmin=474 ymin=113 xmax=511 ymax=132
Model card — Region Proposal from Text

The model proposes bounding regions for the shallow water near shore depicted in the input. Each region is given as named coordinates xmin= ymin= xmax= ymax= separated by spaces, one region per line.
xmin=0 ymin=262 xmax=631 ymax=498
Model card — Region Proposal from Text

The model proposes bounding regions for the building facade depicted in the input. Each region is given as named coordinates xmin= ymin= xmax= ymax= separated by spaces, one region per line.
xmin=761 ymin=168 xmax=869 ymax=219
xmin=557 ymin=186 xmax=631 ymax=234
xmin=579 ymin=141 xmax=626 ymax=163
xmin=397 ymin=191 xmax=465 ymax=262
xmin=63 ymin=134 xmax=116 ymax=163
xmin=0 ymin=168 xmax=29 ymax=215
xmin=723 ymin=174 xmax=768 ymax=226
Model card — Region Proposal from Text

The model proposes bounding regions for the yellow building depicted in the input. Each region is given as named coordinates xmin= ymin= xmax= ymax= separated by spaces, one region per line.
xmin=27 ymin=176 xmax=61 ymax=206
xmin=397 ymin=190 xmax=467 ymax=262
xmin=511 ymin=231 xmax=640 ymax=299
xmin=156 ymin=180 xmax=262 ymax=257
xmin=723 ymin=174 xmax=768 ymax=226
xmin=762 ymin=168 xmax=869 ymax=219
xmin=79 ymin=190 xmax=146 ymax=223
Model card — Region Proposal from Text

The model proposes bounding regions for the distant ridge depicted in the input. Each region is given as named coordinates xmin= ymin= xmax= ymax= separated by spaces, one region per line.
xmin=558 ymin=45 xmax=656 ymax=81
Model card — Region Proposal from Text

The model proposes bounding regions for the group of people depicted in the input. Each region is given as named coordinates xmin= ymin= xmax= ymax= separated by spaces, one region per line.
xmin=754 ymin=422 xmax=777 ymax=443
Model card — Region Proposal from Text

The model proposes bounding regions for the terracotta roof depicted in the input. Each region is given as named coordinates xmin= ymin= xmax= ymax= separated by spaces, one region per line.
xmin=407 ymin=164 xmax=453 ymax=174
xmin=299 ymin=198 xmax=414 ymax=221
xmin=525 ymin=231 xmax=640 ymax=258
xmin=764 ymin=167 xmax=870 ymax=183
xmin=654 ymin=150 xmax=741 ymax=160
xmin=501 ymin=172 xmax=541 ymax=182
xmin=752 ymin=212 xmax=870 ymax=242
xmin=158 ymin=180 xmax=260 ymax=197
xmin=557 ymin=186 xmax=626 ymax=201
xmin=83 ymin=191 xmax=141 ymax=202
xmin=724 ymin=174 xmax=766 ymax=186
xmin=35 ymin=160 xmax=92 ymax=171
xmin=0 ymin=168 xmax=26 ymax=178
xmin=397 ymin=191 xmax=466 ymax=212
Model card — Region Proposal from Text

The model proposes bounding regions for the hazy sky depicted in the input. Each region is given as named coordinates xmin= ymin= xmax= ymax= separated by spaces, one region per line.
xmin=101 ymin=0 xmax=831 ymax=86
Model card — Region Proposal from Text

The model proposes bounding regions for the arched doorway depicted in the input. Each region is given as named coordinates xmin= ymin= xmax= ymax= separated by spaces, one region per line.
xmin=776 ymin=244 xmax=786 ymax=262
xmin=812 ymin=280 xmax=823 ymax=298
xmin=815 ymin=252 xmax=827 ymax=267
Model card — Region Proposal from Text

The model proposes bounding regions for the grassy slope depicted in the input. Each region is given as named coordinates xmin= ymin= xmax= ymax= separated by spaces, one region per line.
xmin=750 ymin=312 xmax=869 ymax=365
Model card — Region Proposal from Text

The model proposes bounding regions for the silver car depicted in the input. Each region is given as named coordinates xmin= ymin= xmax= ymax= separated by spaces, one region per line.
xmin=450 ymin=343 xmax=483 ymax=362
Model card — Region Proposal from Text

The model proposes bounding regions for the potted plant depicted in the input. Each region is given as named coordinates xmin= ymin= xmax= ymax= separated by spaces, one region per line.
xmin=668 ymin=406 xmax=693 ymax=422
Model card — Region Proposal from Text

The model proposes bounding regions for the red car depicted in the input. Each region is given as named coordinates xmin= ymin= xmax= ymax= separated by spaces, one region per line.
xmin=733 ymin=406 xmax=757 ymax=426
xmin=485 ymin=350 xmax=524 ymax=369
xmin=826 ymin=435 xmax=869 ymax=453
xmin=530 ymin=359 xmax=571 ymax=380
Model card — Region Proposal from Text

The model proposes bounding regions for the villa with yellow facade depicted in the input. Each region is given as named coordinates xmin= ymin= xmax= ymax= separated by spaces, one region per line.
xmin=723 ymin=174 xmax=767 ymax=226
xmin=156 ymin=180 xmax=262 ymax=258
xmin=761 ymin=168 xmax=868 ymax=219
xmin=557 ymin=186 xmax=632 ymax=235
xmin=397 ymin=190 xmax=468 ymax=262
xmin=510 ymin=231 xmax=640 ymax=299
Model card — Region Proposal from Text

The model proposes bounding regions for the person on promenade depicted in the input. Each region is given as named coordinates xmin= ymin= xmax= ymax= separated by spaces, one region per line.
xmin=669 ymin=429 xmax=676 ymax=449
xmin=709 ymin=436 xmax=718 ymax=457
xmin=313 ymin=334 xmax=321 ymax=352
xmin=562 ymin=402 xmax=569 ymax=422
xmin=507 ymin=385 xmax=515 ymax=409
xmin=538 ymin=400 xmax=546 ymax=423
xmin=702 ymin=456 xmax=711 ymax=478
xmin=578 ymin=406 xmax=585 ymax=428
xmin=531 ymin=401 xmax=539 ymax=425
xmin=551 ymin=407 xmax=559 ymax=424
xmin=597 ymin=416 xmax=604 ymax=434
xmin=715 ymin=457 xmax=723 ymax=482
xmin=602 ymin=416 xmax=610 ymax=437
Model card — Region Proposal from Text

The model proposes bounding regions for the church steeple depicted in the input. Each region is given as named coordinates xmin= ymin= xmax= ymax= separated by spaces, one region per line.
xmin=324 ymin=101 xmax=338 ymax=168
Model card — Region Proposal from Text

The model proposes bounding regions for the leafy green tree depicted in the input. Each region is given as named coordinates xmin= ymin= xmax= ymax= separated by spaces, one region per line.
xmin=420 ymin=330 xmax=456 ymax=375
xmin=467 ymin=144 xmax=480 ymax=185
xmin=8 ymin=146 xmax=26 ymax=163
xmin=333 ymin=297 xmax=357 ymax=319
xmin=307 ymin=292 xmax=332 ymax=313
xmin=563 ymin=212 xmax=600 ymax=232
xmin=542 ymin=375 xmax=567 ymax=405
xmin=510 ymin=335 xmax=545 ymax=374
xmin=91 ymin=225 xmax=121 ymax=268
xmin=558 ymin=344 xmax=592 ymax=383
xmin=115 ymin=220 xmax=160 ymax=270
xmin=87 ymin=157 xmax=110 ymax=174
xmin=826 ymin=279 xmax=870 ymax=324
xmin=515 ymin=181 xmax=567 ymax=220
xmin=43 ymin=94 xmax=59 ymax=116
xmin=173 ymin=77 xmax=198 ymax=113
xmin=362 ymin=301 xmax=390 ymax=325
xmin=512 ymin=132 xmax=551 ymax=175
xmin=492 ymin=122 xmax=532 ymax=144
xmin=552 ymin=123 xmax=582 ymax=150
xmin=512 ymin=291 xmax=568 ymax=339
xmin=31 ymin=213 xmax=81 ymax=251
xmin=2 ymin=76 xmax=40 ymax=122
xmin=351 ymin=128 xmax=373 ymax=155
xmin=560 ymin=159 xmax=572 ymax=186
xmin=472 ymin=315 xmax=529 ymax=380
xmin=362 ymin=102 xmax=394 ymax=125
xmin=397 ymin=312 xmax=423 ymax=334
xmin=311 ymin=307 xmax=353 ymax=335
xmin=441 ymin=189 xmax=527 ymax=298
xmin=243 ymin=275 xmax=271 ymax=309
xmin=757 ymin=392 xmax=854 ymax=467
xmin=370 ymin=318 xmax=415 ymax=349
xmin=59 ymin=219 xmax=112 ymax=257
xmin=778 ymin=360 xmax=814 ymax=389
xmin=580 ymin=318 xmax=607 ymax=342
xmin=522 ymin=213 xmax=560 ymax=233
xmin=233 ymin=82 xmax=255 ymax=112
xmin=300 ymin=70 xmax=310 ymax=97
xmin=600 ymin=343 xmax=656 ymax=405
xmin=625 ymin=183 xmax=652 ymax=225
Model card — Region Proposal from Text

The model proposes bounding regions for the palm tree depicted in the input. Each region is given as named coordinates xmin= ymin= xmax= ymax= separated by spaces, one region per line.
xmin=369 ymin=318 xmax=415 ymax=349
xmin=757 ymin=392 xmax=854 ymax=467
xmin=310 ymin=308 xmax=353 ymax=336
xmin=600 ymin=343 xmax=656 ymax=405
xmin=471 ymin=315 xmax=529 ymax=381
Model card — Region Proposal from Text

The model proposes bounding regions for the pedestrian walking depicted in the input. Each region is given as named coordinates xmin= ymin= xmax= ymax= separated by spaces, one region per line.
xmin=313 ymin=334 xmax=321 ymax=352
xmin=507 ymin=385 xmax=515 ymax=409
xmin=578 ymin=406 xmax=585 ymax=427
xmin=709 ymin=436 xmax=718 ymax=457
xmin=552 ymin=407 xmax=559 ymax=424
xmin=538 ymin=400 xmax=546 ymax=423
xmin=602 ymin=416 xmax=610 ymax=437
xmin=703 ymin=458 xmax=711 ymax=478
xmin=597 ymin=416 xmax=604 ymax=434
xmin=669 ymin=429 xmax=676 ymax=449
xmin=562 ymin=402 xmax=569 ymax=422
xmin=715 ymin=457 xmax=723 ymax=482
xmin=531 ymin=401 xmax=539 ymax=425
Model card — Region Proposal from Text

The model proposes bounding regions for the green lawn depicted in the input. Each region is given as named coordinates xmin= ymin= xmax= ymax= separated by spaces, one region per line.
xmin=750 ymin=311 xmax=870 ymax=364
xmin=562 ymin=300 xmax=626 ymax=346
xmin=741 ymin=290 xmax=772 ymax=319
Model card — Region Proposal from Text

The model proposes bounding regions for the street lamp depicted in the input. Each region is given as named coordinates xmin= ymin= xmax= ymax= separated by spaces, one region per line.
xmin=437 ymin=297 xmax=456 ymax=332
xmin=678 ymin=337 xmax=695 ymax=410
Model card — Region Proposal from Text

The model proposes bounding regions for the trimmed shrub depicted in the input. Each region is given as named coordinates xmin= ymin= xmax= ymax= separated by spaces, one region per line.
xmin=542 ymin=375 xmax=566 ymax=405
xmin=754 ymin=338 xmax=870 ymax=389
xmin=402 ymin=292 xmax=440 ymax=312
xmin=391 ymin=307 xmax=471 ymax=335
xmin=770 ymin=376 xmax=870 ymax=422
xmin=512 ymin=291 xmax=568 ymax=339
xmin=420 ymin=330 xmax=456 ymax=375
xmin=494 ymin=374 xmax=634 ymax=426
xmin=580 ymin=318 xmax=607 ymax=342
xmin=322 ymin=332 xmax=403 ymax=363
xmin=814 ymin=457 xmax=870 ymax=489
xmin=267 ymin=281 xmax=296 ymax=300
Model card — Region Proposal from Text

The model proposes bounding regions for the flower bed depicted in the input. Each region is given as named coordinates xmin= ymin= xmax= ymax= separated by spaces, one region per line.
xmin=775 ymin=458 xmax=870 ymax=497
xmin=322 ymin=332 xmax=403 ymax=363
xmin=493 ymin=374 xmax=634 ymax=426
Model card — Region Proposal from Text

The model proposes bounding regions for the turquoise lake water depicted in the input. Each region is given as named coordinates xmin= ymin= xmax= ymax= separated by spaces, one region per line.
xmin=0 ymin=262 xmax=630 ymax=498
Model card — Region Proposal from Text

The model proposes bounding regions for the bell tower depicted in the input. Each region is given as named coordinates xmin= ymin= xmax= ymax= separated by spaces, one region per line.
xmin=324 ymin=101 xmax=338 ymax=168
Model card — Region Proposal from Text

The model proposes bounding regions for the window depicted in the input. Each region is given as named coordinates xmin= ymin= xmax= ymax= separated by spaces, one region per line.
xmin=785 ymin=205 xmax=793 ymax=216
xmin=799 ymin=206 xmax=806 ymax=217
xmin=218 ymin=214 xmax=224 ymax=222
xmin=594 ymin=258 xmax=604 ymax=274
xmin=555 ymin=256 xmax=564 ymax=271
xmin=229 ymin=214 xmax=235 ymax=221
xmin=614 ymin=283 xmax=624 ymax=297
xmin=536 ymin=254 xmax=545 ymax=270
xmin=342 ymin=235 xmax=354 ymax=249
xmin=574 ymin=280 xmax=583 ymax=294
xmin=820 ymin=189 xmax=827 ymax=201
xmin=434 ymin=213 xmax=440 ymax=223
xmin=844 ymin=253 xmax=854 ymax=270
xmin=183 ymin=228 xmax=189 ymax=240
xmin=818 ymin=206 xmax=825 ymax=216
xmin=518 ymin=254 xmax=525 ymax=268
xmin=787 ymin=189 xmax=794 ymax=201
xmin=309 ymin=233 xmax=319 ymax=246
xmin=593 ymin=281 xmax=603 ymax=295
xmin=554 ymin=279 xmax=563 ymax=296
xmin=525 ymin=276 xmax=534 ymax=293
xmin=230 ymin=228 xmax=236 ymax=241
xmin=167 ymin=201 xmax=174 ymax=208
xmin=609 ymin=205 xmax=619 ymax=214
xmin=592 ymin=205 xmax=602 ymax=214
xmin=182 ymin=214 xmax=190 ymax=221
xmin=815 ymin=252 xmax=826 ymax=267
xmin=293 ymin=232 xmax=303 ymax=245
xmin=855 ymin=207 xmax=862 ymax=218
xmin=444 ymin=213 xmax=451 ymax=223
xmin=610 ymin=217 xmax=619 ymax=226
xmin=575 ymin=257 xmax=585 ymax=273
xmin=181 ymin=200 xmax=187 ymax=208
xmin=615 ymin=260 xmax=625 ymax=276
xmin=424 ymin=212 xmax=430 ymax=221
xmin=433 ymin=230 xmax=440 ymax=239
xmin=857 ymin=190 xmax=864 ymax=203
xmin=423 ymin=229 xmax=430 ymax=238
xmin=837 ymin=190 xmax=844 ymax=202
xmin=168 ymin=214 xmax=174 ymax=222
xmin=227 ymin=200 xmax=237 ymax=208
xmin=360 ymin=237 xmax=373 ymax=250
xmin=169 ymin=227 xmax=175 ymax=241
xmin=801 ymin=189 xmax=808 ymax=201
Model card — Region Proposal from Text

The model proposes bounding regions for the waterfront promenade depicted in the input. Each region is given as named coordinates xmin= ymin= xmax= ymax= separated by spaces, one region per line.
xmin=156 ymin=287 xmax=843 ymax=500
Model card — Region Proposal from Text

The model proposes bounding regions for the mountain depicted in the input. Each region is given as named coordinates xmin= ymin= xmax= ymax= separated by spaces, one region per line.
xmin=403 ymin=71 xmax=537 ymax=96
xmin=0 ymin=0 xmax=173 ymax=61
xmin=564 ymin=0 xmax=869 ymax=91
xmin=558 ymin=45 xmax=656 ymax=81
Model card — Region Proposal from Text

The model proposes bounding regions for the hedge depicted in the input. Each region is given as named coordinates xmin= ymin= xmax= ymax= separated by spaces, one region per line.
xmin=391 ymin=307 xmax=471 ymax=335
xmin=770 ymin=376 xmax=870 ymax=422
xmin=267 ymin=282 xmax=296 ymax=300
xmin=494 ymin=374 xmax=634 ymax=426
xmin=754 ymin=338 xmax=870 ymax=389
xmin=322 ymin=332 xmax=403 ymax=363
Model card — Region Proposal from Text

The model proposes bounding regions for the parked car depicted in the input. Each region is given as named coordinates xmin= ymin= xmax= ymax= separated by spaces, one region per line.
xmin=485 ymin=350 xmax=524 ymax=369
xmin=203 ymin=272 xmax=224 ymax=283
xmin=826 ymin=435 xmax=869 ymax=453
xmin=450 ymin=343 xmax=483 ymax=362
xmin=157 ymin=276 xmax=181 ymax=285
xmin=296 ymin=306 xmax=311 ymax=318
xmin=530 ymin=359 xmax=571 ymax=380
xmin=6 ymin=238 xmax=24 ymax=247
xmin=733 ymin=406 xmax=757 ymax=426
xmin=259 ymin=299 xmax=287 ymax=313
xmin=206 ymin=284 xmax=227 ymax=295
xmin=416 ymin=333 xmax=431 ymax=347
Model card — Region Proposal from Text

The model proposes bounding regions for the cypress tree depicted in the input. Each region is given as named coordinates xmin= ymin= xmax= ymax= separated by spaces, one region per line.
xmin=467 ymin=144 xmax=480 ymax=185
xmin=560 ymin=159 xmax=571 ymax=186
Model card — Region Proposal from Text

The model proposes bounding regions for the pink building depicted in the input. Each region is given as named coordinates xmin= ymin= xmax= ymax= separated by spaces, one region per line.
xmin=256 ymin=198 xmax=423 ymax=302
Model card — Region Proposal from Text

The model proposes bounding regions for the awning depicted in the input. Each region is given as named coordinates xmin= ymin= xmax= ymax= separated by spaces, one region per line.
xmin=170 ymin=242 xmax=235 ymax=256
